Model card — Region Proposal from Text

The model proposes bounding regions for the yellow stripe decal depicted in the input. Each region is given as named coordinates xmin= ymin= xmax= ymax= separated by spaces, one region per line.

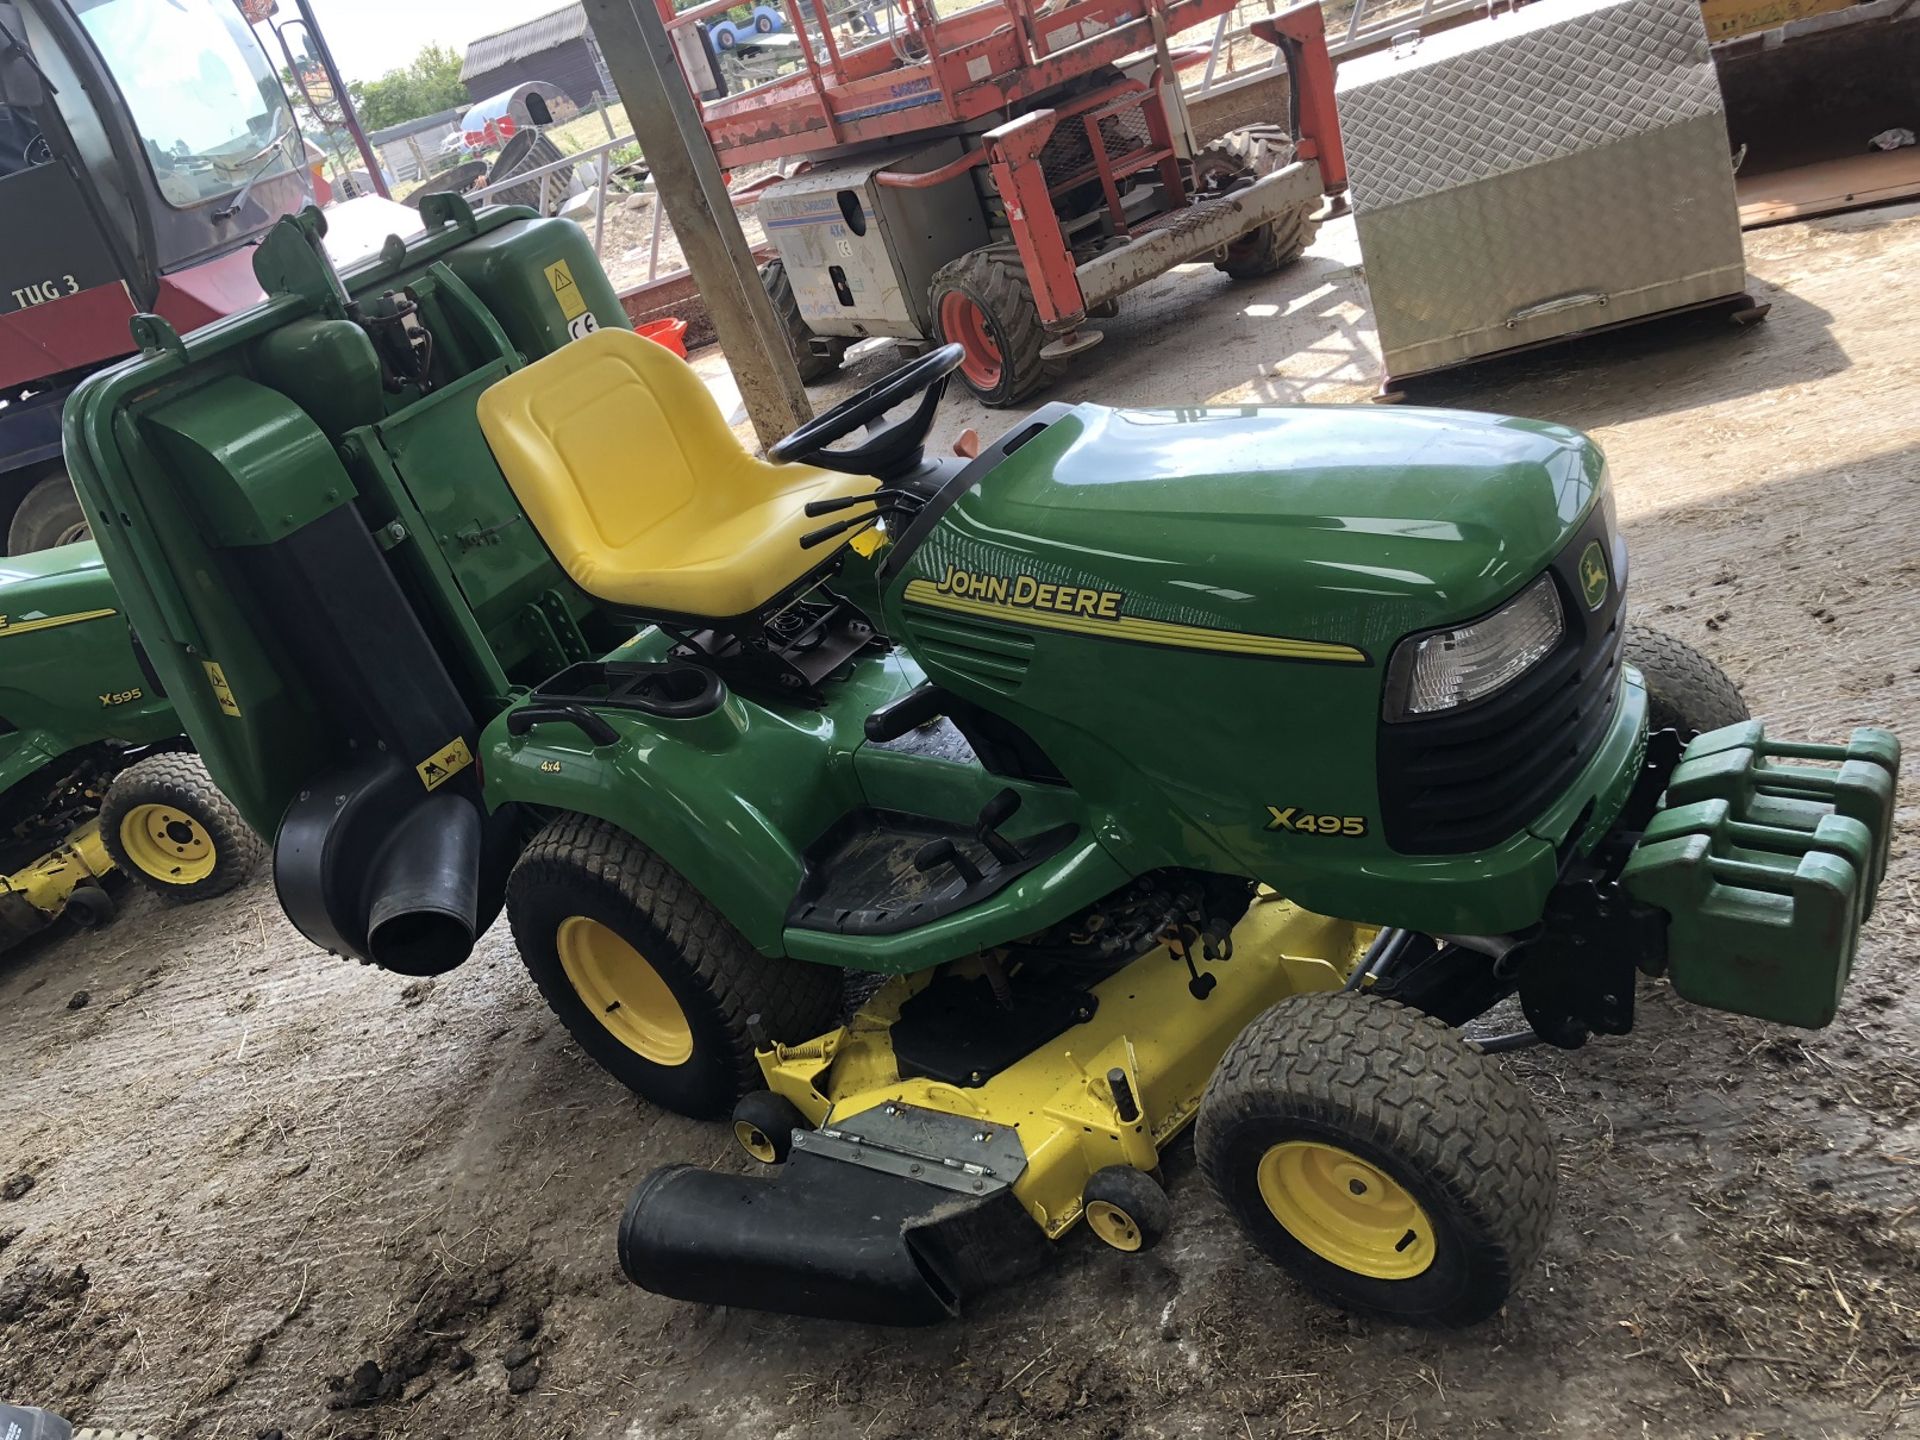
xmin=902 ymin=581 xmax=1367 ymax=663
xmin=0 ymin=607 xmax=117 ymax=638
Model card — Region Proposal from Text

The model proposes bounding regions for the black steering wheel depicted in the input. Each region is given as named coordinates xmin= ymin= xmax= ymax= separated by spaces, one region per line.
xmin=770 ymin=343 xmax=964 ymax=481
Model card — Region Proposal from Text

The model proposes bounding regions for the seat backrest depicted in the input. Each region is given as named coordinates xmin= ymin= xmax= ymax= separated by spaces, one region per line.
xmin=476 ymin=326 xmax=749 ymax=564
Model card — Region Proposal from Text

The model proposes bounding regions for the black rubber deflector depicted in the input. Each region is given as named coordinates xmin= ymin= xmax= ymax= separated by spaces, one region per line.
xmin=617 ymin=1150 xmax=1051 ymax=1326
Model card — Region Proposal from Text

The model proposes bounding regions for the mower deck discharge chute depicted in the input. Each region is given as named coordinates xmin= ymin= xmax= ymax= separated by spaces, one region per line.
xmin=66 ymin=203 xmax=1899 ymax=1329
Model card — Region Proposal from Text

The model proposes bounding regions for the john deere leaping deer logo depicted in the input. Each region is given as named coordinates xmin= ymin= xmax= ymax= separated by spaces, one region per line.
xmin=1578 ymin=542 xmax=1609 ymax=610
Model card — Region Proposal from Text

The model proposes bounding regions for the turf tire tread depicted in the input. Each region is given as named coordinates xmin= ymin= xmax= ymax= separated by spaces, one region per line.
xmin=1196 ymin=994 xmax=1555 ymax=1327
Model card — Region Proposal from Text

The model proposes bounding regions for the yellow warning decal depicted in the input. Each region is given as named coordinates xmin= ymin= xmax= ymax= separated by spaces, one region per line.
xmin=202 ymin=660 xmax=241 ymax=717
xmin=544 ymin=259 xmax=587 ymax=321
xmin=416 ymin=736 xmax=475 ymax=792
xmin=0 ymin=606 xmax=117 ymax=638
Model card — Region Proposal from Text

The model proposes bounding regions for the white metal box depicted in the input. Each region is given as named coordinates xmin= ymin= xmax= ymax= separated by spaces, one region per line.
xmin=1337 ymin=0 xmax=1748 ymax=379
xmin=758 ymin=140 xmax=989 ymax=340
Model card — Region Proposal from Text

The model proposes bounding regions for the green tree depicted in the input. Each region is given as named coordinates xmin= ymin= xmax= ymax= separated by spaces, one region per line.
xmin=348 ymin=44 xmax=469 ymax=131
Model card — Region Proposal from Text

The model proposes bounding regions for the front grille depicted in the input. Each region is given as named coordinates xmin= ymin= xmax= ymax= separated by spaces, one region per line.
xmin=1377 ymin=511 xmax=1626 ymax=854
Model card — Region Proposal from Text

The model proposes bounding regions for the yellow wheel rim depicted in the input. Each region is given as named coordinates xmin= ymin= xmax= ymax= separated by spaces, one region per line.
xmin=1085 ymin=1199 xmax=1144 ymax=1253
xmin=1257 ymin=1141 xmax=1436 ymax=1280
xmin=555 ymin=915 xmax=694 ymax=1067
xmin=734 ymin=1121 xmax=778 ymax=1163
xmin=118 ymin=804 xmax=217 ymax=885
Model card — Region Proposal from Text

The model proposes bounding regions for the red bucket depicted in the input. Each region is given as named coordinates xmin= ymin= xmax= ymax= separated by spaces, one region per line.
xmin=637 ymin=317 xmax=689 ymax=359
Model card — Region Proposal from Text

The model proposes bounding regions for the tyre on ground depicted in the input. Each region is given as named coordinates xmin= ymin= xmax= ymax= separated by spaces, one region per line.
xmin=99 ymin=752 xmax=264 ymax=901
xmin=1192 ymin=125 xmax=1320 ymax=281
xmin=929 ymin=246 xmax=1059 ymax=408
xmin=1623 ymin=625 xmax=1749 ymax=737
xmin=732 ymin=1088 xmax=807 ymax=1163
xmin=762 ymin=259 xmax=849 ymax=384
xmin=1082 ymin=1164 xmax=1172 ymax=1253
xmin=507 ymin=814 xmax=843 ymax=1118
xmin=1196 ymin=992 xmax=1556 ymax=1327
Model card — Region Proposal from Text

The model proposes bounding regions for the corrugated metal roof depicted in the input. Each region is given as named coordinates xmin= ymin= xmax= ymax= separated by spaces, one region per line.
xmin=367 ymin=105 xmax=465 ymax=147
xmin=461 ymin=2 xmax=591 ymax=81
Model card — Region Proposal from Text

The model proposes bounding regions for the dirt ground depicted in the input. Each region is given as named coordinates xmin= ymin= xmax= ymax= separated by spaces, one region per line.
xmin=4 ymin=202 xmax=1919 ymax=1440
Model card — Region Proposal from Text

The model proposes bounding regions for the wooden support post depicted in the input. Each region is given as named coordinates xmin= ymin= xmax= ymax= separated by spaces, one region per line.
xmin=581 ymin=0 xmax=812 ymax=449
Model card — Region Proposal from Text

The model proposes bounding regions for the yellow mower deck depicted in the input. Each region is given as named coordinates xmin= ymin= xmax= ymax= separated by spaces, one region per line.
xmin=756 ymin=895 xmax=1373 ymax=1241
xmin=0 ymin=819 xmax=116 ymax=946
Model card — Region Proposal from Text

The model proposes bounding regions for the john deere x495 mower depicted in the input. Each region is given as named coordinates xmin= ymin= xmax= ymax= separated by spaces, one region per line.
xmin=0 ymin=542 xmax=260 ymax=948
xmin=66 ymin=201 xmax=1898 ymax=1329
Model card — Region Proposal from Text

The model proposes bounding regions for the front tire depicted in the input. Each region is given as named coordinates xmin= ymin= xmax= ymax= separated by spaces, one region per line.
xmin=1624 ymin=626 xmax=1749 ymax=737
xmin=100 ymin=753 xmax=263 ymax=900
xmin=507 ymin=815 xmax=841 ymax=1118
xmin=930 ymin=247 xmax=1058 ymax=407
xmin=1197 ymin=994 xmax=1555 ymax=1328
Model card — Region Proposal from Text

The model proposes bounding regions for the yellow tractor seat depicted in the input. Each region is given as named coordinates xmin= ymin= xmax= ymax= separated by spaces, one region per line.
xmin=476 ymin=326 xmax=878 ymax=620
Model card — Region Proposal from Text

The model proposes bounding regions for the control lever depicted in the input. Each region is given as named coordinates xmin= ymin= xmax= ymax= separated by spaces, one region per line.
xmin=800 ymin=513 xmax=880 ymax=550
xmin=974 ymin=787 xmax=1024 ymax=864
xmin=799 ymin=487 xmax=927 ymax=548
xmin=914 ymin=837 xmax=983 ymax=887
xmin=804 ymin=490 xmax=885 ymax=519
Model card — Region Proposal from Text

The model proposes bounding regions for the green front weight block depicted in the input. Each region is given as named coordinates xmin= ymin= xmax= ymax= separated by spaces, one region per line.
xmin=1662 ymin=723 xmax=1900 ymax=913
xmin=1623 ymin=722 xmax=1901 ymax=1029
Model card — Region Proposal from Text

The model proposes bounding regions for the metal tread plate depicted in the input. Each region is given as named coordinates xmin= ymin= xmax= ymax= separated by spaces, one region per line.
xmin=1337 ymin=0 xmax=1746 ymax=373
xmin=1338 ymin=0 xmax=1726 ymax=214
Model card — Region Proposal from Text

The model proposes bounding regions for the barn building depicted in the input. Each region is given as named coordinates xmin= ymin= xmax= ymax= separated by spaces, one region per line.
xmin=460 ymin=4 xmax=617 ymax=110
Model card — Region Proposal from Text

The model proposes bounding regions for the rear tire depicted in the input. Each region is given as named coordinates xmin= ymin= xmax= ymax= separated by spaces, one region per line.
xmin=507 ymin=814 xmax=842 ymax=1118
xmin=1624 ymin=626 xmax=1749 ymax=737
xmin=1194 ymin=126 xmax=1318 ymax=281
xmin=8 ymin=471 xmax=90 ymax=554
xmin=100 ymin=753 xmax=263 ymax=901
xmin=762 ymin=259 xmax=848 ymax=384
xmin=930 ymin=247 xmax=1059 ymax=408
xmin=1197 ymin=993 xmax=1555 ymax=1328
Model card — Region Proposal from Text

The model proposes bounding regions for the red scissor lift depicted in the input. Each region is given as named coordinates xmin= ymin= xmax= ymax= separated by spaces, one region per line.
xmin=664 ymin=0 xmax=1347 ymax=404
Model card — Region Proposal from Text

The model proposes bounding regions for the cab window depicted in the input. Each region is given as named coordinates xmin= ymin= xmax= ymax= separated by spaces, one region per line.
xmin=72 ymin=0 xmax=297 ymax=208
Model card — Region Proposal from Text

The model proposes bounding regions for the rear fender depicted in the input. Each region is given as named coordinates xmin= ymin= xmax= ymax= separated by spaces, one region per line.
xmin=480 ymin=697 xmax=863 ymax=954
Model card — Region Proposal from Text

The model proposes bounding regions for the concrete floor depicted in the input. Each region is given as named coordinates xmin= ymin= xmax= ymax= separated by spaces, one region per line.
xmin=4 ymin=201 xmax=1919 ymax=1440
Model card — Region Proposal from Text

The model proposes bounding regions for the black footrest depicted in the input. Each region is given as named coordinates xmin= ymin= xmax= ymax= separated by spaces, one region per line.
xmin=784 ymin=808 xmax=1076 ymax=936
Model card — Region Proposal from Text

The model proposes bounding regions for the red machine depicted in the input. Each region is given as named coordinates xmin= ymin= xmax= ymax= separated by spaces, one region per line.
xmin=664 ymin=0 xmax=1346 ymax=404
xmin=0 ymin=0 xmax=388 ymax=552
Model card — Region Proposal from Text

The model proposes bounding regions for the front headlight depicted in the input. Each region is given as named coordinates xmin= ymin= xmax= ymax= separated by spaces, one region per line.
xmin=1384 ymin=575 xmax=1565 ymax=721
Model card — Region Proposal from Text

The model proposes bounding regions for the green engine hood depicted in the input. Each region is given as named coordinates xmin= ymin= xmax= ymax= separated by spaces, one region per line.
xmin=913 ymin=402 xmax=1606 ymax=653
xmin=0 ymin=541 xmax=178 ymax=793
xmin=881 ymin=400 xmax=1626 ymax=933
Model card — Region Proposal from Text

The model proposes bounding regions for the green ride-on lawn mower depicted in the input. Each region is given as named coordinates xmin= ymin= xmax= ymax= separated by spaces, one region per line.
xmin=0 ymin=542 xmax=261 ymax=950
xmin=65 ymin=200 xmax=1899 ymax=1330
